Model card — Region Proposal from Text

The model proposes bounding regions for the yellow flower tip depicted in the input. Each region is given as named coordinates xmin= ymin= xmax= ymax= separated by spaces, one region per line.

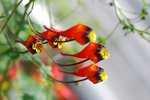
xmin=58 ymin=44 xmax=63 ymax=49
xmin=99 ymin=47 xmax=110 ymax=59
xmin=87 ymin=30 xmax=96 ymax=42
xmin=32 ymin=41 xmax=44 ymax=53
xmin=99 ymin=70 xmax=108 ymax=81
xmin=53 ymin=36 xmax=64 ymax=49
xmin=1 ymin=81 xmax=9 ymax=90
xmin=53 ymin=42 xmax=58 ymax=45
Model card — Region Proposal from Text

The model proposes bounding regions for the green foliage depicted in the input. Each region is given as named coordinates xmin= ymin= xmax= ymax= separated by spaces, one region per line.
xmin=140 ymin=9 xmax=148 ymax=20
xmin=121 ymin=20 xmax=135 ymax=32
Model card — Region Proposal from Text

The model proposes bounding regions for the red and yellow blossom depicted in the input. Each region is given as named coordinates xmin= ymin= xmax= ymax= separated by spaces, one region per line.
xmin=61 ymin=42 xmax=110 ymax=63
xmin=59 ymin=64 xmax=108 ymax=84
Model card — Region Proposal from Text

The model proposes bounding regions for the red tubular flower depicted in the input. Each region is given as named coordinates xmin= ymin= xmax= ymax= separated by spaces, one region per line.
xmin=61 ymin=42 xmax=110 ymax=63
xmin=17 ymin=35 xmax=44 ymax=54
xmin=59 ymin=64 xmax=108 ymax=84
xmin=43 ymin=23 xmax=96 ymax=45
xmin=57 ymin=23 xmax=96 ymax=45
xmin=41 ymin=27 xmax=60 ymax=48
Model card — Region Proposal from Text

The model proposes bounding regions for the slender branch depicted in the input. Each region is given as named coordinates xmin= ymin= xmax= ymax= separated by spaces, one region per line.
xmin=112 ymin=0 xmax=122 ymax=21
xmin=53 ymin=58 xmax=89 ymax=67
xmin=15 ymin=0 xmax=35 ymax=36
xmin=26 ymin=1 xmax=41 ymax=35
xmin=27 ymin=16 xmax=40 ymax=34
xmin=31 ymin=56 xmax=88 ymax=84
xmin=16 ymin=10 xmax=27 ymax=36
xmin=0 ymin=0 xmax=23 ymax=33
xmin=113 ymin=0 xmax=150 ymax=37
xmin=106 ymin=22 xmax=120 ymax=40
xmin=51 ymin=77 xmax=88 ymax=83
xmin=4 ymin=33 xmax=28 ymax=54
xmin=44 ymin=49 xmax=89 ymax=67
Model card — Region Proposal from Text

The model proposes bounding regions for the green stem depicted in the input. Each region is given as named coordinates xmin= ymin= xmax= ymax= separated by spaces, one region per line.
xmin=4 ymin=33 xmax=17 ymax=52
xmin=113 ymin=0 xmax=150 ymax=35
xmin=16 ymin=1 xmax=35 ymax=36
xmin=16 ymin=10 xmax=27 ymax=36
xmin=112 ymin=0 xmax=122 ymax=21
xmin=0 ymin=0 xmax=23 ymax=33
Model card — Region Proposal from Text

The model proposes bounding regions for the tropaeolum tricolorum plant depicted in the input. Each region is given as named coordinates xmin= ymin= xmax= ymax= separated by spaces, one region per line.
xmin=16 ymin=23 xmax=110 ymax=84
xmin=2 ymin=0 xmax=150 ymax=99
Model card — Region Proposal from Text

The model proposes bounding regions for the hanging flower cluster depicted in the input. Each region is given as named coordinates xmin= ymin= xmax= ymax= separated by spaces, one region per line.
xmin=17 ymin=23 xmax=110 ymax=84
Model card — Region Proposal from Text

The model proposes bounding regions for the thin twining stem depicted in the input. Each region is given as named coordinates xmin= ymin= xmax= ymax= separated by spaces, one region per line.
xmin=0 ymin=0 xmax=23 ymax=33
xmin=27 ymin=9 xmax=75 ymax=43
xmin=112 ymin=0 xmax=138 ymax=21
xmin=30 ymin=56 xmax=88 ymax=84
xmin=27 ymin=2 xmax=40 ymax=35
xmin=16 ymin=0 xmax=34 ymax=36
xmin=53 ymin=58 xmax=89 ymax=67
xmin=113 ymin=0 xmax=150 ymax=35
xmin=26 ymin=4 xmax=75 ymax=44
xmin=27 ymin=19 xmax=75 ymax=43
xmin=44 ymin=49 xmax=89 ymax=67
xmin=16 ymin=10 xmax=27 ymax=36
xmin=112 ymin=0 xmax=121 ymax=21
xmin=51 ymin=77 xmax=88 ymax=83
xmin=27 ymin=16 xmax=40 ymax=34
xmin=106 ymin=22 xmax=120 ymax=40
xmin=4 ymin=33 xmax=28 ymax=54
xmin=42 ymin=39 xmax=75 ymax=44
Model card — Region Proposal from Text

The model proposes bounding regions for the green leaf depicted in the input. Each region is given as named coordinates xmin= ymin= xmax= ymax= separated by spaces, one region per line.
xmin=123 ymin=25 xmax=129 ymax=30
xmin=120 ymin=20 xmax=129 ymax=30
xmin=140 ymin=9 xmax=148 ymax=20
